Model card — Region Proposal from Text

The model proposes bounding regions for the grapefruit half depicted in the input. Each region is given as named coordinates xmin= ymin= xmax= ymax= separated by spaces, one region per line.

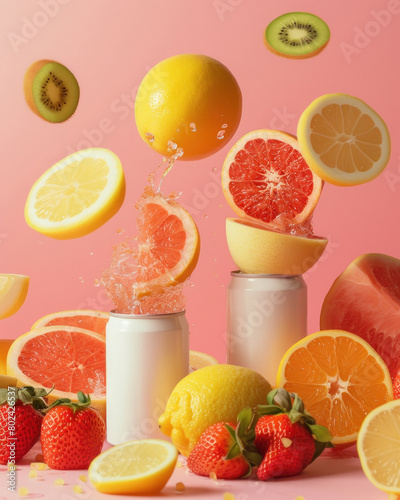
xmin=221 ymin=130 xmax=323 ymax=228
xmin=31 ymin=309 xmax=109 ymax=336
xmin=6 ymin=326 xmax=106 ymax=420
xmin=320 ymin=253 xmax=400 ymax=379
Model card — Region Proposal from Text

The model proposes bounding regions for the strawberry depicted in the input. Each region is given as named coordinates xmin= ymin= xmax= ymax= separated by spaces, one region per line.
xmin=254 ymin=388 xmax=332 ymax=480
xmin=40 ymin=391 xmax=106 ymax=470
xmin=187 ymin=413 xmax=262 ymax=479
xmin=0 ymin=386 xmax=50 ymax=465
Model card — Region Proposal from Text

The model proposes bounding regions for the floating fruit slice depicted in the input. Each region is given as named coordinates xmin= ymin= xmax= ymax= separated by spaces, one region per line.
xmin=135 ymin=54 xmax=242 ymax=161
xmin=357 ymin=399 xmax=400 ymax=495
xmin=276 ymin=330 xmax=393 ymax=447
xmin=189 ymin=350 xmax=218 ymax=371
xmin=6 ymin=326 xmax=106 ymax=420
xmin=88 ymin=439 xmax=178 ymax=495
xmin=264 ymin=12 xmax=330 ymax=59
xmin=25 ymin=148 xmax=125 ymax=239
xmin=221 ymin=130 xmax=323 ymax=227
xmin=320 ymin=253 xmax=400 ymax=379
xmin=0 ymin=274 xmax=29 ymax=319
xmin=226 ymin=218 xmax=328 ymax=275
xmin=24 ymin=60 xmax=80 ymax=123
xmin=0 ymin=339 xmax=14 ymax=374
xmin=31 ymin=310 xmax=109 ymax=335
xmin=297 ymin=93 xmax=391 ymax=186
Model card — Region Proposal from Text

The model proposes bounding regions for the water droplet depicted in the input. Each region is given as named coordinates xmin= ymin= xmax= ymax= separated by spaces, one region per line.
xmin=220 ymin=283 xmax=224 ymax=287
xmin=78 ymin=277 xmax=84 ymax=283
xmin=204 ymin=214 xmax=208 ymax=218
xmin=167 ymin=140 xmax=177 ymax=150
xmin=189 ymin=122 xmax=197 ymax=132
xmin=221 ymin=123 xmax=228 ymax=129
xmin=213 ymin=258 xmax=217 ymax=261
xmin=217 ymin=130 xmax=225 ymax=140
xmin=212 ymin=167 xmax=217 ymax=172
xmin=145 ymin=132 xmax=154 ymax=142
xmin=116 ymin=227 xmax=125 ymax=235
xmin=94 ymin=279 xmax=100 ymax=287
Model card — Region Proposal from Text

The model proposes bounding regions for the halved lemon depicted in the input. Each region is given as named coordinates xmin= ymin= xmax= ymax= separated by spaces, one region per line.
xmin=0 ymin=274 xmax=29 ymax=319
xmin=297 ymin=93 xmax=391 ymax=186
xmin=25 ymin=148 xmax=125 ymax=239
xmin=189 ymin=350 xmax=218 ymax=370
xmin=88 ymin=439 xmax=178 ymax=495
xmin=357 ymin=399 xmax=400 ymax=495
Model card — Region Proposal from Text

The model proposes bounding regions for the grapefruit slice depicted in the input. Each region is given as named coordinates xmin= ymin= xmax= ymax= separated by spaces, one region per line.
xmin=276 ymin=330 xmax=393 ymax=448
xmin=31 ymin=310 xmax=109 ymax=336
xmin=6 ymin=326 xmax=106 ymax=420
xmin=221 ymin=130 xmax=323 ymax=228
xmin=226 ymin=217 xmax=328 ymax=275
xmin=320 ymin=253 xmax=400 ymax=379
xmin=0 ymin=274 xmax=29 ymax=319
xmin=297 ymin=93 xmax=391 ymax=186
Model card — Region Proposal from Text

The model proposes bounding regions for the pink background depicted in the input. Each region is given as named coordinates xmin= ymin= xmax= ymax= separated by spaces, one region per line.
xmin=1 ymin=0 xmax=400 ymax=367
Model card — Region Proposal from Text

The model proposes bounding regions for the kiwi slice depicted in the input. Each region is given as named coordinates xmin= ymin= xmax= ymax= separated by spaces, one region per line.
xmin=264 ymin=12 xmax=330 ymax=59
xmin=24 ymin=60 xmax=80 ymax=123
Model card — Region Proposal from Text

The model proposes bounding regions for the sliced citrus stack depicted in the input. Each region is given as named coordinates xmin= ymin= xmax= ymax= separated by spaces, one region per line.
xmin=221 ymin=130 xmax=323 ymax=227
xmin=6 ymin=326 xmax=106 ymax=420
xmin=357 ymin=399 xmax=400 ymax=496
xmin=88 ymin=439 xmax=178 ymax=495
xmin=0 ymin=274 xmax=29 ymax=319
xmin=189 ymin=350 xmax=218 ymax=370
xmin=25 ymin=148 xmax=125 ymax=239
xmin=297 ymin=93 xmax=391 ymax=186
xmin=276 ymin=330 xmax=393 ymax=447
xmin=134 ymin=192 xmax=200 ymax=296
xmin=226 ymin=218 xmax=328 ymax=275
xmin=31 ymin=309 xmax=109 ymax=336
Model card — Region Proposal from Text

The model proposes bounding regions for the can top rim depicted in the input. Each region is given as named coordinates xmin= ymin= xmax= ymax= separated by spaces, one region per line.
xmin=230 ymin=270 xmax=302 ymax=278
xmin=109 ymin=310 xmax=186 ymax=319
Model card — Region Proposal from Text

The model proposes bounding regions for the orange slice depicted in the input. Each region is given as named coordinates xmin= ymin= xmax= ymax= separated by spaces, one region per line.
xmin=276 ymin=330 xmax=393 ymax=447
xmin=221 ymin=130 xmax=323 ymax=228
xmin=7 ymin=326 xmax=106 ymax=420
xmin=31 ymin=309 xmax=109 ymax=336
xmin=297 ymin=93 xmax=391 ymax=186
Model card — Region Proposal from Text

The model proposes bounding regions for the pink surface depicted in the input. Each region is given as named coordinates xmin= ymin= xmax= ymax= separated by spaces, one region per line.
xmin=1 ymin=1 xmax=399 ymax=498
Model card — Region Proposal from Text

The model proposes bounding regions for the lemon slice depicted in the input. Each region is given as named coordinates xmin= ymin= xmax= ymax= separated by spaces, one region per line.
xmin=88 ymin=439 xmax=178 ymax=495
xmin=25 ymin=148 xmax=125 ymax=239
xmin=189 ymin=350 xmax=218 ymax=370
xmin=0 ymin=274 xmax=29 ymax=319
xmin=357 ymin=400 xmax=400 ymax=495
xmin=297 ymin=93 xmax=391 ymax=186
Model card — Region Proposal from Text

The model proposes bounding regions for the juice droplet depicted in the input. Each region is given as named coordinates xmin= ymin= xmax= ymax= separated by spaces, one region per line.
xmin=167 ymin=140 xmax=177 ymax=151
xmin=221 ymin=123 xmax=228 ymax=129
xmin=145 ymin=132 xmax=155 ymax=142
xmin=78 ymin=277 xmax=84 ymax=283
xmin=217 ymin=130 xmax=225 ymax=140
xmin=212 ymin=167 xmax=217 ymax=172
xmin=189 ymin=122 xmax=197 ymax=132
xmin=116 ymin=227 xmax=125 ymax=235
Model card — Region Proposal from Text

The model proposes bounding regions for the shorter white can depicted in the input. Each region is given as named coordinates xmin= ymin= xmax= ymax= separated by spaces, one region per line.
xmin=106 ymin=310 xmax=189 ymax=445
xmin=227 ymin=271 xmax=307 ymax=384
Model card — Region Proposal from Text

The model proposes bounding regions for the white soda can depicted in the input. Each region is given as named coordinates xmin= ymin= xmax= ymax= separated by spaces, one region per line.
xmin=227 ymin=271 xmax=307 ymax=384
xmin=106 ymin=310 xmax=189 ymax=445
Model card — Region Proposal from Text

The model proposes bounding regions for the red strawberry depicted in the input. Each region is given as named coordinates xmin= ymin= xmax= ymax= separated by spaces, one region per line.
xmin=187 ymin=415 xmax=262 ymax=479
xmin=254 ymin=389 xmax=332 ymax=480
xmin=0 ymin=386 xmax=50 ymax=465
xmin=41 ymin=392 xmax=106 ymax=470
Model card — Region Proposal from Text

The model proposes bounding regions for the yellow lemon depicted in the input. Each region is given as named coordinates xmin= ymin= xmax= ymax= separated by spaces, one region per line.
xmin=158 ymin=364 xmax=272 ymax=456
xmin=189 ymin=350 xmax=218 ymax=370
xmin=357 ymin=399 xmax=400 ymax=496
xmin=226 ymin=218 xmax=328 ymax=275
xmin=25 ymin=148 xmax=125 ymax=239
xmin=88 ymin=439 xmax=177 ymax=495
xmin=297 ymin=93 xmax=391 ymax=186
xmin=135 ymin=54 xmax=242 ymax=161
xmin=0 ymin=339 xmax=14 ymax=374
xmin=0 ymin=274 xmax=29 ymax=319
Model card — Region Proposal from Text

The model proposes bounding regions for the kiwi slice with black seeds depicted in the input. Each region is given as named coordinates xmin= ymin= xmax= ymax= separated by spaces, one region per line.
xmin=24 ymin=60 xmax=80 ymax=123
xmin=264 ymin=12 xmax=330 ymax=59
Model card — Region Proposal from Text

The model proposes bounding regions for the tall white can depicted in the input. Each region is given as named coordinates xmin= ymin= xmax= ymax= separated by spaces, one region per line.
xmin=106 ymin=310 xmax=189 ymax=445
xmin=227 ymin=272 xmax=307 ymax=384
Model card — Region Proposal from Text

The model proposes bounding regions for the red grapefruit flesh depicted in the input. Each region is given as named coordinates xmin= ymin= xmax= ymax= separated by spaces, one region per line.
xmin=31 ymin=310 xmax=109 ymax=335
xmin=320 ymin=253 xmax=400 ymax=379
xmin=222 ymin=130 xmax=323 ymax=228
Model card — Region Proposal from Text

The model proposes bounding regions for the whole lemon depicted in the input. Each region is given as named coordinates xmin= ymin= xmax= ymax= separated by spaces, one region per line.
xmin=134 ymin=54 xmax=242 ymax=161
xmin=158 ymin=364 xmax=272 ymax=456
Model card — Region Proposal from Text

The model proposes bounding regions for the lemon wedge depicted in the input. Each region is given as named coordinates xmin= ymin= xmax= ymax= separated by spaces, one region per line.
xmin=0 ymin=274 xmax=29 ymax=319
xmin=189 ymin=350 xmax=218 ymax=370
xmin=25 ymin=148 xmax=125 ymax=239
xmin=88 ymin=439 xmax=178 ymax=495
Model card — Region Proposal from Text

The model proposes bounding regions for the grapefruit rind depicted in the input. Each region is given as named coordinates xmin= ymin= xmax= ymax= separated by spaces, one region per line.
xmin=221 ymin=129 xmax=323 ymax=227
xmin=276 ymin=329 xmax=393 ymax=447
xmin=6 ymin=326 xmax=106 ymax=420
xmin=357 ymin=399 xmax=400 ymax=494
xmin=297 ymin=93 xmax=391 ymax=186
xmin=31 ymin=309 xmax=109 ymax=335
xmin=226 ymin=218 xmax=328 ymax=275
